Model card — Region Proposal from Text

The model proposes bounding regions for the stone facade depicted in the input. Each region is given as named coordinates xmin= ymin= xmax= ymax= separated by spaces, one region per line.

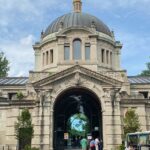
xmin=0 ymin=0 xmax=150 ymax=150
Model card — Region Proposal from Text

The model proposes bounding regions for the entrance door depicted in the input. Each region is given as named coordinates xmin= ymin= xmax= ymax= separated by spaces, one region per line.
xmin=53 ymin=88 xmax=102 ymax=150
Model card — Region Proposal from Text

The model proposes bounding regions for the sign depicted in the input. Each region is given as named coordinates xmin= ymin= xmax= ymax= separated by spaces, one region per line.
xmin=87 ymin=134 xmax=92 ymax=140
xmin=94 ymin=127 xmax=99 ymax=131
xmin=87 ymin=135 xmax=92 ymax=140
xmin=64 ymin=133 xmax=69 ymax=140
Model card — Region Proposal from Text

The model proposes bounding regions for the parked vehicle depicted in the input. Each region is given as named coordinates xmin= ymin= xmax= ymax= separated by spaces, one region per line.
xmin=125 ymin=131 xmax=150 ymax=150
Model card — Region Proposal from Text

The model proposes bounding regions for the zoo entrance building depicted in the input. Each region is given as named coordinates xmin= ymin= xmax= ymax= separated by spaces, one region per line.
xmin=0 ymin=0 xmax=150 ymax=150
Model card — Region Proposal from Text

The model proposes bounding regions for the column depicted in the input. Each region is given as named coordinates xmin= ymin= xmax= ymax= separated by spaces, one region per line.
xmin=82 ymin=41 xmax=85 ymax=62
xmin=70 ymin=42 xmax=73 ymax=61
xmin=49 ymin=50 xmax=52 ymax=64
xmin=110 ymin=52 xmax=112 ymax=67
xmin=90 ymin=37 xmax=97 ymax=63
xmin=57 ymin=37 xmax=65 ymax=64
xmin=49 ymin=108 xmax=53 ymax=150
xmin=114 ymin=42 xmax=122 ymax=70
xmin=34 ymin=49 xmax=41 ymax=71
xmin=99 ymin=48 xmax=102 ymax=64
xmin=114 ymin=48 xmax=121 ymax=70
xmin=108 ymin=51 xmax=110 ymax=67
xmin=102 ymin=110 xmax=108 ymax=150
xmin=43 ymin=52 xmax=45 ymax=66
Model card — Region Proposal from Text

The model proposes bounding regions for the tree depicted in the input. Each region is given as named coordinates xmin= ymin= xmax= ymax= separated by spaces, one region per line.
xmin=140 ymin=57 xmax=150 ymax=76
xmin=15 ymin=108 xmax=34 ymax=150
xmin=123 ymin=108 xmax=141 ymax=137
xmin=16 ymin=91 xmax=24 ymax=100
xmin=0 ymin=52 xmax=9 ymax=77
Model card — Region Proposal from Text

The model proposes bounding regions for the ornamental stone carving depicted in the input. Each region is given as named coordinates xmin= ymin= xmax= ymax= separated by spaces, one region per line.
xmin=26 ymin=84 xmax=37 ymax=100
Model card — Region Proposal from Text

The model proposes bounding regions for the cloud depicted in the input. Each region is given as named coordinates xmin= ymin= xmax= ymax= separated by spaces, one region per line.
xmin=86 ymin=0 xmax=150 ymax=10
xmin=0 ymin=0 xmax=150 ymax=76
xmin=20 ymin=35 xmax=35 ymax=46
xmin=0 ymin=34 xmax=35 ymax=76
xmin=0 ymin=0 xmax=69 ymax=23
xmin=116 ymin=31 xmax=150 ymax=75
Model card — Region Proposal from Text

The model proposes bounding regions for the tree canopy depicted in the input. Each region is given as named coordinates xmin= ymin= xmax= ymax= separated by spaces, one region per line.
xmin=0 ymin=52 xmax=9 ymax=77
xmin=15 ymin=108 xmax=34 ymax=150
xmin=123 ymin=108 xmax=141 ymax=137
xmin=140 ymin=58 xmax=150 ymax=76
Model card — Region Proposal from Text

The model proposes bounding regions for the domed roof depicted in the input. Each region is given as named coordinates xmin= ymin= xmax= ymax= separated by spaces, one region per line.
xmin=44 ymin=12 xmax=112 ymax=37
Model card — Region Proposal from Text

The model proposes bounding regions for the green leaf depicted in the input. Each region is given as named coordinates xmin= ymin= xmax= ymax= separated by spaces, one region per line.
xmin=0 ymin=51 xmax=9 ymax=77
xmin=123 ymin=108 xmax=141 ymax=138
xmin=14 ymin=108 xmax=34 ymax=149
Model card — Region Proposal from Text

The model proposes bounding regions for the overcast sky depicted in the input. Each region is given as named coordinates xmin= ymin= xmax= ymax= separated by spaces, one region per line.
xmin=0 ymin=0 xmax=150 ymax=77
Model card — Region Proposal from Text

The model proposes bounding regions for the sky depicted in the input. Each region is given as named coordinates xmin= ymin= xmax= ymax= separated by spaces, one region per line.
xmin=0 ymin=0 xmax=150 ymax=77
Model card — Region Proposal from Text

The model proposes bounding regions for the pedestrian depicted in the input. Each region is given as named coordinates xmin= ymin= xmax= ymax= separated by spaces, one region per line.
xmin=99 ymin=139 xmax=103 ymax=150
xmin=95 ymin=137 xmax=100 ymax=150
xmin=80 ymin=137 xmax=88 ymax=150
xmin=90 ymin=138 xmax=95 ymax=150
xmin=125 ymin=143 xmax=135 ymax=150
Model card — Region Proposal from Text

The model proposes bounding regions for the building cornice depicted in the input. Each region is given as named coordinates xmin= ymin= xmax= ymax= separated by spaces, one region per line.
xmin=0 ymin=100 xmax=36 ymax=107
xmin=32 ymin=64 xmax=123 ymax=88
xmin=120 ymin=99 xmax=150 ymax=105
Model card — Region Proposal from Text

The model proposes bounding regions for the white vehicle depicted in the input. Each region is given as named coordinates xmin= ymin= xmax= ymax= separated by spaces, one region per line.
xmin=126 ymin=131 xmax=150 ymax=150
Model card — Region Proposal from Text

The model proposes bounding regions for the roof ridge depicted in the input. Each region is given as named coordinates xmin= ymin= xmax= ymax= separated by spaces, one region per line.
xmin=128 ymin=76 xmax=150 ymax=78
xmin=0 ymin=77 xmax=28 ymax=79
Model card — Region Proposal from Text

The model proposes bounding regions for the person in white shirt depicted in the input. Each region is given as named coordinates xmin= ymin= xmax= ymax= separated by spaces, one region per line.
xmin=95 ymin=137 xmax=100 ymax=150
xmin=125 ymin=143 xmax=134 ymax=150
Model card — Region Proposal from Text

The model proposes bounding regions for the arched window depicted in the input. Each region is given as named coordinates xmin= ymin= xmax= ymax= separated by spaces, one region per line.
xmin=73 ymin=39 xmax=81 ymax=60
xmin=64 ymin=46 xmax=70 ymax=60
xmin=101 ymin=49 xmax=104 ymax=63
xmin=85 ymin=43 xmax=90 ymax=60
xmin=50 ymin=50 xmax=53 ymax=63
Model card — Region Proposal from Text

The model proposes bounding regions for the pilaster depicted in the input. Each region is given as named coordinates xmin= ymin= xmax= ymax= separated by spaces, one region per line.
xmin=34 ymin=48 xmax=41 ymax=71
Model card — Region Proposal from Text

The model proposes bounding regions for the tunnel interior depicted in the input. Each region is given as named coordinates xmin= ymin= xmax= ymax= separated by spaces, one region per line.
xmin=53 ymin=88 xmax=102 ymax=150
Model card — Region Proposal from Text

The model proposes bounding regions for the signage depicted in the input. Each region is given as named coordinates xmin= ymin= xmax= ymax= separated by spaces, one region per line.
xmin=64 ymin=133 xmax=69 ymax=140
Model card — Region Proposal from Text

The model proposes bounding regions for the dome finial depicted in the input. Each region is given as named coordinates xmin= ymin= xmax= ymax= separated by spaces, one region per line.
xmin=73 ymin=0 xmax=82 ymax=13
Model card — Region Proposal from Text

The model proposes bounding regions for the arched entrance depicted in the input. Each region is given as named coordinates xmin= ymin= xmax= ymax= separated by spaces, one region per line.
xmin=53 ymin=88 xmax=102 ymax=150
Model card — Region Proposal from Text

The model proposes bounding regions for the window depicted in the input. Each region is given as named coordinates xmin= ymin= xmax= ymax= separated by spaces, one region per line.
xmin=46 ymin=51 xmax=49 ymax=65
xmin=139 ymin=91 xmax=148 ymax=99
xmin=73 ymin=39 xmax=81 ymax=60
xmin=85 ymin=43 xmax=90 ymax=60
xmin=8 ymin=93 xmax=17 ymax=100
xmin=106 ymin=50 xmax=109 ymax=64
xmin=64 ymin=46 xmax=70 ymax=60
xmin=101 ymin=49 xmax=104 ymax=63
xmin=50 ymin=50 xmax=53 ymax=63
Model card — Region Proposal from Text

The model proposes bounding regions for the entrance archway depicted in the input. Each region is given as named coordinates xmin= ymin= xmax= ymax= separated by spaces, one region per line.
xmin=53 ymin=88 xmax=102 ymax=150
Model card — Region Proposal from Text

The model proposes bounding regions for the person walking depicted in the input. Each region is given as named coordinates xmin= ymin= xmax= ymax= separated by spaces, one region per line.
xmin=80 ymin=137 xmax=88 ymax=150
xmin=95 ymin=137 xmax=100 ymax=150
xmin=90 ymin=138 xmax=95 ymax=150
xmin=125 ymin=143 xmax=135 ymax=150
xmin=99 ymin=139 xmax=103 ymax=150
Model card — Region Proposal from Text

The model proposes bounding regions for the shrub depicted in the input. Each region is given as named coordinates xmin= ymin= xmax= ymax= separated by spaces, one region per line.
xmin=16 ymin=91 xmax=24 ymax=100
